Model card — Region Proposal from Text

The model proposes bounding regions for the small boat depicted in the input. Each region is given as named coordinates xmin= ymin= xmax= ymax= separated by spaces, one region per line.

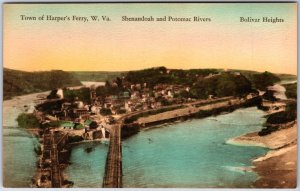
xmin=85 ymin=147 xmax=94 ymax=153
xmin=148 ymin=138 xmax=153 ymax=143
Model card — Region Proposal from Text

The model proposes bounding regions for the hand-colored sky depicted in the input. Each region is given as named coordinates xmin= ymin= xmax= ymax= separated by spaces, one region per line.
xmin=4 ymin=3 xmax=297 ymax=74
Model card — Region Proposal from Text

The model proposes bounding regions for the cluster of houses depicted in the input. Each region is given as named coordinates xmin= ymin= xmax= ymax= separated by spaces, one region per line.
xmin=37 ymin=81 xmax=194 ymax=131
xmin=36 ymin=70 xmax=247 ymax=133
xmin=92 ymin=83 xmax=192 ymax=113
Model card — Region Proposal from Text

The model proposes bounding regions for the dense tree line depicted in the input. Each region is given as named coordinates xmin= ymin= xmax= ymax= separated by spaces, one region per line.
xmin=266 ymin=102 xmax=297 ymax=124
xmin=70 ymin=71 xmax=122 ymax=82
xmin=259 ymin=101 xmax=297 ymax=136
xmin=16 ymin=113 xmax=40 ymax=129
xmin=188 ymin=73 xmax=253 ymax=99
xmin=284 ymin=83 xmax=297 ymax=99
xmin=4 ymin=68 xmax=82 ymax=99
xmin=125 ymin=67 xmax=220 ymax=87
xmin=5 ymin=67 xmax=284 ymax=102
xmin=63 ymin=87 xmax=91 ymax=103
xmin=93 ymin=68 xmax=282 ymax=100
xmin=251 ymin=71 xmax=281 ymax=90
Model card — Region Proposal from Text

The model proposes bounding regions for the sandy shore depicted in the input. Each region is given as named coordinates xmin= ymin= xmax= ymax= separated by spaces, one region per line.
xmin=228 ymin=123 xmax=297 ymax=188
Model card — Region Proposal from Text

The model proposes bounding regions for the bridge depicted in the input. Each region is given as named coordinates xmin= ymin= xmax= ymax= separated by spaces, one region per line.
xmin=102 ymin=123 xmax=122 ymax=187
xmin=41 ymin=130 xmax=69 ymax=188
xmin=101 ymin=96 xmax=260 ymax=188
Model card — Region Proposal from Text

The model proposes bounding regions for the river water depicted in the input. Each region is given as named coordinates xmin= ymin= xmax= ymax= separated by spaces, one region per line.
xmin=3 ymin=94 xmax=268 ymax=188
xmin=2 ymin=92 xmax=46 ymax=187
xmin=64 ymin=141 xmax=109 ymax=187
xmin=122 ymin=107 xmax=268 ymax=188
xmin=63 ymin=107 xmax=268 ymax=188
xmin=4 ymin=80 xmax=294 ymax=188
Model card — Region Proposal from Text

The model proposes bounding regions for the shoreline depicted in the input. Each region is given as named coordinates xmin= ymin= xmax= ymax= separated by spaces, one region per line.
xmin=5 ymin=90 xmax=295 ymax=188
xmin=227 ymin=122 xmax=297 ymax=188
xmin=28 ymin=107 xmax=297 ymax=188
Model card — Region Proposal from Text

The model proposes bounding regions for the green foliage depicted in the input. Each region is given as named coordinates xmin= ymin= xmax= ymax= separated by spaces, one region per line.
xmin=284 ymin=83 xmax=297 ymax=99
xmin=116 ymin=108 xmax=127 ymax=114
xmin=70 ymin=71 xmax=122 ymax=82
xmin=266 ymin=102 xmax=297 ymax=124
xmin=4 ymin=68 xmax=81 ymax=100
xmin=95 ymin=85 xmax=122 ymax=97
xmin=47 ymin=89 xmax=60 ymax=99
xmin=63 ymin=87 xmax=91 ymax=103
xmin=34 ymin=145 xmax=42 ymax=155
xmin=35 ymin=99 xmax=64 ymax=113
xmin=258 ymin=126 xmax=279 ymax=136
xmin=125 ymin=67 xmax=220 ymax=87
xmin=263 ymin=90 xmax=278 ymax=101
xmin=177 ymin=90 xmax=192 ymax=99
xmin=17 ymin=113 xmax=40 ymax=129
xmin=48 ymin=120 xmax=74 ymax=127
xmin=89 ymin=121 xmax=98 ymax=129
xmin=121 ymin=123 xmax=140 ymax=138
xmin=251 ymin=71 xmax=280 ymax=90
xmin=100 ymin=108 xmax=112 ymax=116
xmin=124 ymin=115 xmax=139 ymax=124
xmin=48 ymin=120 xmax=62 ymax=127
xmin=74 ymin=123 xmax=84 ymax=130
xmin=190 ymin=73 xmax=252 ymax=99
xmin=276 ymin=74 xmax=297 ymax=82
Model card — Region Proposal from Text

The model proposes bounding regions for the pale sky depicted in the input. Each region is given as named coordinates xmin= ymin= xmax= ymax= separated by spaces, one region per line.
xmin=3 ymin=3 xmax=297 ymax=74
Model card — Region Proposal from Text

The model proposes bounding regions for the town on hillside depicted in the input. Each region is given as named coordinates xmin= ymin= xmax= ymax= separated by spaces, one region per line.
xmin=31 ymin=67 xmax=266 ymax=137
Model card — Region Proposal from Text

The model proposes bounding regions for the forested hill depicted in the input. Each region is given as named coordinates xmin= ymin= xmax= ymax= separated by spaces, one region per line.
xmin=91 ymin=67 xmax=285 ymax=101
xmin=3 ymin=68 xmax=82 ymax=100
xmin=70 ymin=71 xmax=122 ymax=82
xmin=123 ymin=67 xmax=282 ymax=89
xmin=4 ymin=67 xmax=295 ymax=100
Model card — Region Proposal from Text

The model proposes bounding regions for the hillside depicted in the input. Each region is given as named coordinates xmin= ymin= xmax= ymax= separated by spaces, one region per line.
xmin=123 ymin=67 xmax=280 ymax=89
xmin=4 ymin=67 xmax=293 ymax=100
xmin=70 ymin=71 xmax=123 ymax=82
xmin=3 ymin=68 xmax=82 ymax=100
xmin=276 ymin=73 xmax=297 ymax=82
xmin=92 ymin=67 xmax=281 ymax=100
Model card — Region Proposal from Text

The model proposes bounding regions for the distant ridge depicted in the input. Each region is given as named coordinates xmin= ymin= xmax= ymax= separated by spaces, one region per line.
xmin=3 ymin=67 xmax=296 ymax=100
xmin=69 ymin=71 xmax=123 ymax=82
xmin=3 ymin=68 xmax=82 ymax=100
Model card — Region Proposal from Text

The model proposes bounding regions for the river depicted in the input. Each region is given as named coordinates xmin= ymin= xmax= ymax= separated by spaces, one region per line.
xmin=2 ymin=92 xmax=48 ymax=187
xmin=268 ymin=79 xmax=297 ymax=100
xmin=64 ymin=141 xmax=109 ymax=187
xmin=122 ymin=107 xmax=268 ymax=188
xmin=3 ymin=80 xmax=293 ymax=188
xmin=2 ymin=94 xmax=269 ymax=188
xmin=62 ymin=107 xmax=269 ymax=188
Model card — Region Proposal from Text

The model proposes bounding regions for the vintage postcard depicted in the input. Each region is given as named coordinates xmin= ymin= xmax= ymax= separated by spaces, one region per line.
xmin=2 ymin=2 xmax=297 ymax=189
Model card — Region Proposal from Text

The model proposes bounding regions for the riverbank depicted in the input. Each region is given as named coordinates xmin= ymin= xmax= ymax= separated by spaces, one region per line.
xmin=228 ymin=123 xmax=297 ymax=188
xmin=4 ymin=90 xmax=289 ymax=188
xmin=137 ymin=96 xmax=260 ymax=128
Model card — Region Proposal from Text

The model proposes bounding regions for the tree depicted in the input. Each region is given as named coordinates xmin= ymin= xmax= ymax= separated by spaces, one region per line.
xmin=17 ymin=113 xmax=40 ymax=129
xmin=284 ymin=83 xmax=297 ymax=99
xmin=47 ymin=89 xmax=59 ymax=99
xmin=115 ymin=77 xmax=123 ymax=88
xmin=63 ymin=87 xmax=91 ymax=103
xmin=190 ymin=73 xmax=252 ymax=98
xmin=252 ymin=71 xmax=280 ymax=90
xmin=266 ymin=102 xmax=297 ymax=124
xmin=105 ymin=80 xmax=111 ymax=87
xmin=100 ymin=108 xmax=112 ymax=116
